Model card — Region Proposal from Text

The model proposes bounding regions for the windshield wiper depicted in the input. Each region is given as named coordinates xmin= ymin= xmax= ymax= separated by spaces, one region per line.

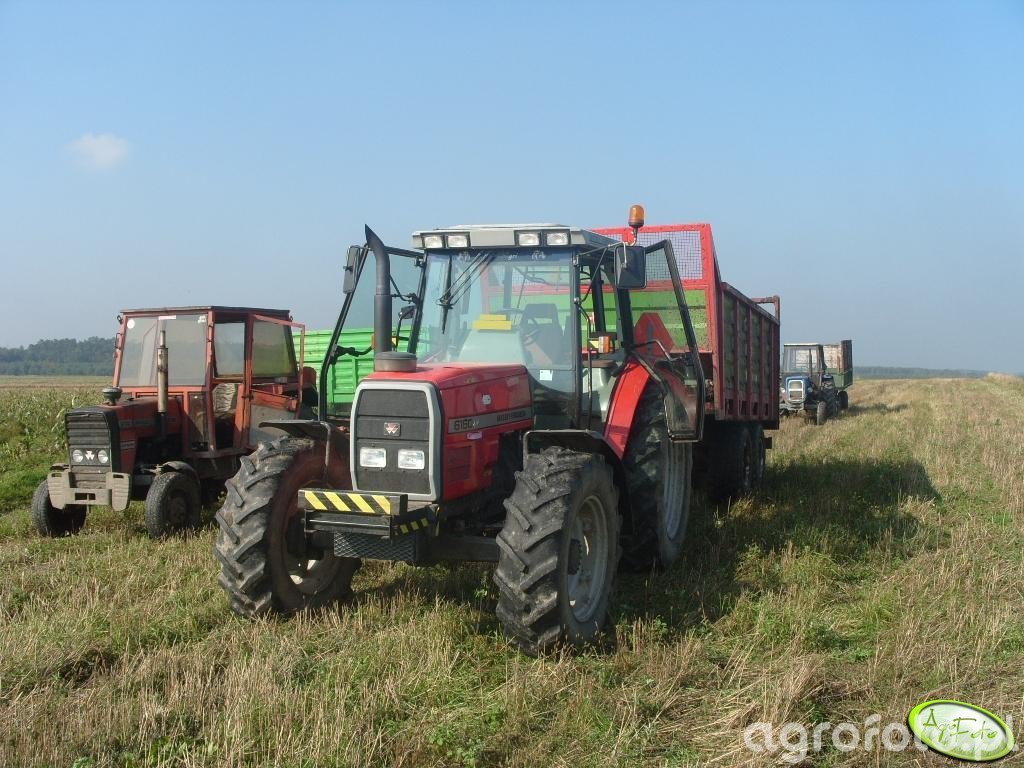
xmin=438 ymin=252 xmax=496 ymax=316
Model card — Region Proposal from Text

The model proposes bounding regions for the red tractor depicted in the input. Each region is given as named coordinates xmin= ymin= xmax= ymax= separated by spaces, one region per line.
xmin=215 ymin=208 xmax=707 ymax=653
xmin=34 ymin=306 xmax=312 ymax=539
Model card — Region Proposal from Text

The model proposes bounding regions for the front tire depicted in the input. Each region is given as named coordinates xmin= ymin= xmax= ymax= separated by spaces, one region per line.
xmin=815 ymin=400 xmax=828 ymax=426
xmin=494 ymin=447 xmax=620 ymax=654
xmin=214 ymin=437 xmax=360 ymax=617
xmin=31 ymin=480 xmax=86 ymax=537
xmin=145 ymin=472 xmax=201 ymax=538
xmin=621 ymin=386 xmax=692 ymax=570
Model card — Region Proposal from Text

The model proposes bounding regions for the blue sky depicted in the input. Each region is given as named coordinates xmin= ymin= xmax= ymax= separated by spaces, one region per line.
xmin=1 ymin=0 xmax=1022 ymax=371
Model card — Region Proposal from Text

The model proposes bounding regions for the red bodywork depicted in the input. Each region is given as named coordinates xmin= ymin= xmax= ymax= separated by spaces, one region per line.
xmin=361 ymin=363 xmax=532 ymax=501
xmin=595 ymin=223 xmax=780 ymax=428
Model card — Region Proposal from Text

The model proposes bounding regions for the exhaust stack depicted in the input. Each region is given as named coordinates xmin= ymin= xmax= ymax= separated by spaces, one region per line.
xmin=366 ymin=224 xmax=416 ymax=373
xmin=156 ymin=329 xmax=169 ymax=438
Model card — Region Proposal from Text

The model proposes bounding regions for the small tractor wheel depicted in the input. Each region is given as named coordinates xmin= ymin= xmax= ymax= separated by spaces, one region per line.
xmin=31 ymin=480 xmax=86 ymax=537
xmin=708 ymin=423 xmax=755 ymax=501
xmin=214 ymin=437 xmax=360 ymax=617
xmin=749 ymin=424 xmax=766 ymax=487
xmin=838 ymin=390 xmax=849 ymax=411
xmin=815 ymin=400 xmax=828 ymax=426
xmin=621 ymin=385 xmax=692 ymax=571
xmin=494 ymin=447 xmax=620 ymax=654
xmin=145 ymin=471 xmax=201 ymax=538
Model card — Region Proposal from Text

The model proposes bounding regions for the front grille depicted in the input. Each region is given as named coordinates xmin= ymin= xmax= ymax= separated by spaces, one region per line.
xmin=353 ymin=388 xmax=433 ymax=496
xmin=786 ymin=381 xmax=805 ymax=401
xmin=66 ymin=407 xmax=117 ymax=470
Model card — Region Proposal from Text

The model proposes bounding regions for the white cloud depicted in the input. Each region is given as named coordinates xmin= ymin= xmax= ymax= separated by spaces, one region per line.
xmin=66 ymin=133 xmax=131 ymax=171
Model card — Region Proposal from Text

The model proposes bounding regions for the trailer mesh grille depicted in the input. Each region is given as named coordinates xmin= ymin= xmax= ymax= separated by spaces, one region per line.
xmin=601 ymin=229 xmax=703 ymax=281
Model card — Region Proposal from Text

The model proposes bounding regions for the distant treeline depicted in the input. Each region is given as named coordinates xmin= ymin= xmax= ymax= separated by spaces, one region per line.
xmin=856 ymin=366 xmax=991 ymax=380
xmin=0 ymin=337 xmax=115 ymax=376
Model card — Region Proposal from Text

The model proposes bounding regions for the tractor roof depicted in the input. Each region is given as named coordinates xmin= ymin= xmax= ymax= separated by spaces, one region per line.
xmin=119 ymin=306 xmax=292 ymax=318
xmin=411 ymin=224 xmax=617 ymax=250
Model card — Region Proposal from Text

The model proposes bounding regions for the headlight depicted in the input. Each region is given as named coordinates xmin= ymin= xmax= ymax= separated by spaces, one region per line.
xmin=359 ymin=447 xmax=387 ymax=468
xmin=516 ymin=231 xmax=540 ymax=247
xmin=397 ymin=449 xmax=425 ymax=470
xmin=446 ymin=233 xmax=469 ymax=248
xmin=545 ymin=231 xmax=570 ymax=246
xmin=97 ymin=449 xmax=109 ymax=464
xmin=423 ymin=234 xmax=444 ymax=249
xmin=71 ymin=449 xmax=84 ymax=463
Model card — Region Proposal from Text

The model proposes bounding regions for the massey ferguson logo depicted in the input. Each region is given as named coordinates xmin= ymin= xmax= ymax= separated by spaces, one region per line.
xmin=384 ymin=422 xmax=401 ymax=436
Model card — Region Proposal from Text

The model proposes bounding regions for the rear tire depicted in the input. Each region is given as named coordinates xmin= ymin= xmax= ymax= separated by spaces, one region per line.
xmin=214 ymin=437 xmax=360 ymax=617
xmin=708 ymin=423 xmax=754 ymax=500
xmin=31 ymin=480 xmax=86 ymax=537
xmin=145 ymin=472 xmax=201 ymax=539
xmin=621 ymin=386 xmax=692 ymax=570
xmin=494 ymin=447 xmax=620 ymax=654
xmin=815 ymin=400 xmax=828 ymax=426
xmin=838 ymin=390 xmax=849 ymax=411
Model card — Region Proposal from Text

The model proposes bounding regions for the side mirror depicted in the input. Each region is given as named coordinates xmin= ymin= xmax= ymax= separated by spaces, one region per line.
xmin=614 ymin=244 xmax=647 ymax=289
xmin=398 ymin=304 xmax=416 ymax=321
xmin=342 ymin=245 xmax=363 ymax=293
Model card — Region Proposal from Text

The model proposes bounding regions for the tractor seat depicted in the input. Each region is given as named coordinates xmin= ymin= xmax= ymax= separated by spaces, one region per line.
xmin=521 ymin=303 xmax=567 ymax=366
xmin=212 ymin=383 xmax=238 ymax=418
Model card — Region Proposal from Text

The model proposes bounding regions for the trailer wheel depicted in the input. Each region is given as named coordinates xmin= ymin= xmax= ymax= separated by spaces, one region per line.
xmin=708 ymin=423 xmax=754 ymax=500
xmin=838 ymin=390 xmax=849 ymax=411
xmin=815 ymin=400 xmax=828 ymax=426
xmin=494 ymin=447 xmax=619 ymax=654
xmin=214 ymin=437 xmax=360 ymax=617
xmin=621 ymin=385 xmax=692 ymax=570
xmin=749 ymin=424 xmax=766 ymax=487
xmin=31 ymin=480 xmax=86 ymax=537
xmin=145 ymin=471 xmax=201 ymax=538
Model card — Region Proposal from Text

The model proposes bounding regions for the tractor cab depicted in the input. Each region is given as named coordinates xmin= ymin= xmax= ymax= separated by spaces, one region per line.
xmin=321 ymin=223 xmax=705 ymax=441
xmin=34 ymin=306 xmax=312 ymax=539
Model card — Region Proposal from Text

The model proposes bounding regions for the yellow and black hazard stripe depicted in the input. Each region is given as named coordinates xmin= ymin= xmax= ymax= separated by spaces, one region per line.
xmin=300 ymin=490 xmax=403 ymax=516
xmin=395 ymin=516 xmax=432 ymax=536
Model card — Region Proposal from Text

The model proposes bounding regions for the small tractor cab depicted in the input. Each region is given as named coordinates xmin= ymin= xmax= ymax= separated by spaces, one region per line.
xmin=215 ymin=206 xmax=707 ymax=653
xmin=34 ymin=306 xmax=312 ymax=538
xmin=779 ymin=342 xmax=846 ymax=425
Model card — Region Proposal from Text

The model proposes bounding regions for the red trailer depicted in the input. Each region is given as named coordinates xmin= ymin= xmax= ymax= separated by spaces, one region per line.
xmin=595 ymin=223 xmax=780 ymax=498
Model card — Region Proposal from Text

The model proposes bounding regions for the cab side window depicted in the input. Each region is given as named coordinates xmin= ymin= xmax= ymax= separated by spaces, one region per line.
xmin=214 ymin=322 xmax=245 ymax=378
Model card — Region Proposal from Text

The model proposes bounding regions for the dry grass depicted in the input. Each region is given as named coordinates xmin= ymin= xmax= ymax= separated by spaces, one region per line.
xmin=1 ymin=377 xmax=1023 ymax=767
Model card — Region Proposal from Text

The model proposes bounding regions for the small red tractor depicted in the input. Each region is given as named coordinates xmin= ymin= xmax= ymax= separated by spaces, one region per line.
xmin=215 ymin=207 xmax=712 ymax=653
xmin=34 ymin=306 xmax=313 ymax=539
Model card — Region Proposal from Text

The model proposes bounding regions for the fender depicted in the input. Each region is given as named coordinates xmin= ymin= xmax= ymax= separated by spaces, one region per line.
xmin=602 ymin=359 xmax=651 ymax=457
xmin=157 ymin=460 xmax=199 ymax=480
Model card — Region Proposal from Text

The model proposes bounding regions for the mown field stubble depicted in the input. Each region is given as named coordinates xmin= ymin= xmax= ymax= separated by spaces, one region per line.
xmin=1 ymin=376 xmax=1022 ymax=767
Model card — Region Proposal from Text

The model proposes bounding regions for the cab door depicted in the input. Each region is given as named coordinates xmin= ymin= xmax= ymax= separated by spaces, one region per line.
xmin=245 ymin=314 xmax=305 ymax=447
xmin=628 ymin=240 xmax=705 ymax=442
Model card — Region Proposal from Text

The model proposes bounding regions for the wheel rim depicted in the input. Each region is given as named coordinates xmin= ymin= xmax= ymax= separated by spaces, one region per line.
xmin=283 ymin=502 xmax=341 ymax=596
xmin=566 ymin=494 xmax=610 ymax=623
xmin=167 ymin=492 xmax=188 ymax=527
xmin=661 ymin=441 xmax=687 ymax=538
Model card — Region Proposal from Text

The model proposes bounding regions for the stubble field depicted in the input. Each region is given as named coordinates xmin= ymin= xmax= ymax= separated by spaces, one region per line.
xmin=1 ymin=375 xmax=1022 ymax=767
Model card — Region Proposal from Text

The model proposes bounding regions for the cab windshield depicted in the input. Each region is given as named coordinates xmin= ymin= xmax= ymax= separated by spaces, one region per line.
xmin=782 ymin=346 xmax=821 ymax=375
xmin=117 ymin=313 xmax=209 ymax=387
xmin=419 ymin=249 xmax=578 ymax=391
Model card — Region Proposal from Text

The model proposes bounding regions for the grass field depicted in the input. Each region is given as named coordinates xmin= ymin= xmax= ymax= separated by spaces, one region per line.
xmin=1 ymin=376 xmax=1022 ymax=767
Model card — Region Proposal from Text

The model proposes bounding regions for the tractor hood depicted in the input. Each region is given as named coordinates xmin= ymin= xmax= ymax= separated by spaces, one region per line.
xmin=362 ymin=362 xmax=529 ymax=391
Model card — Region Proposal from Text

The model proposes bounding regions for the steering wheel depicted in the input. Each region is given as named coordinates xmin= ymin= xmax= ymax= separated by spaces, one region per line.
xmin=494 ymin=307 xmax=545 ymax=344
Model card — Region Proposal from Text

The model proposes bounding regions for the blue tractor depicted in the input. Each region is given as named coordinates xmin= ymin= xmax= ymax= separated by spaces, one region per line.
xmin=779 ymin=342 xmax=849 ymax=425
